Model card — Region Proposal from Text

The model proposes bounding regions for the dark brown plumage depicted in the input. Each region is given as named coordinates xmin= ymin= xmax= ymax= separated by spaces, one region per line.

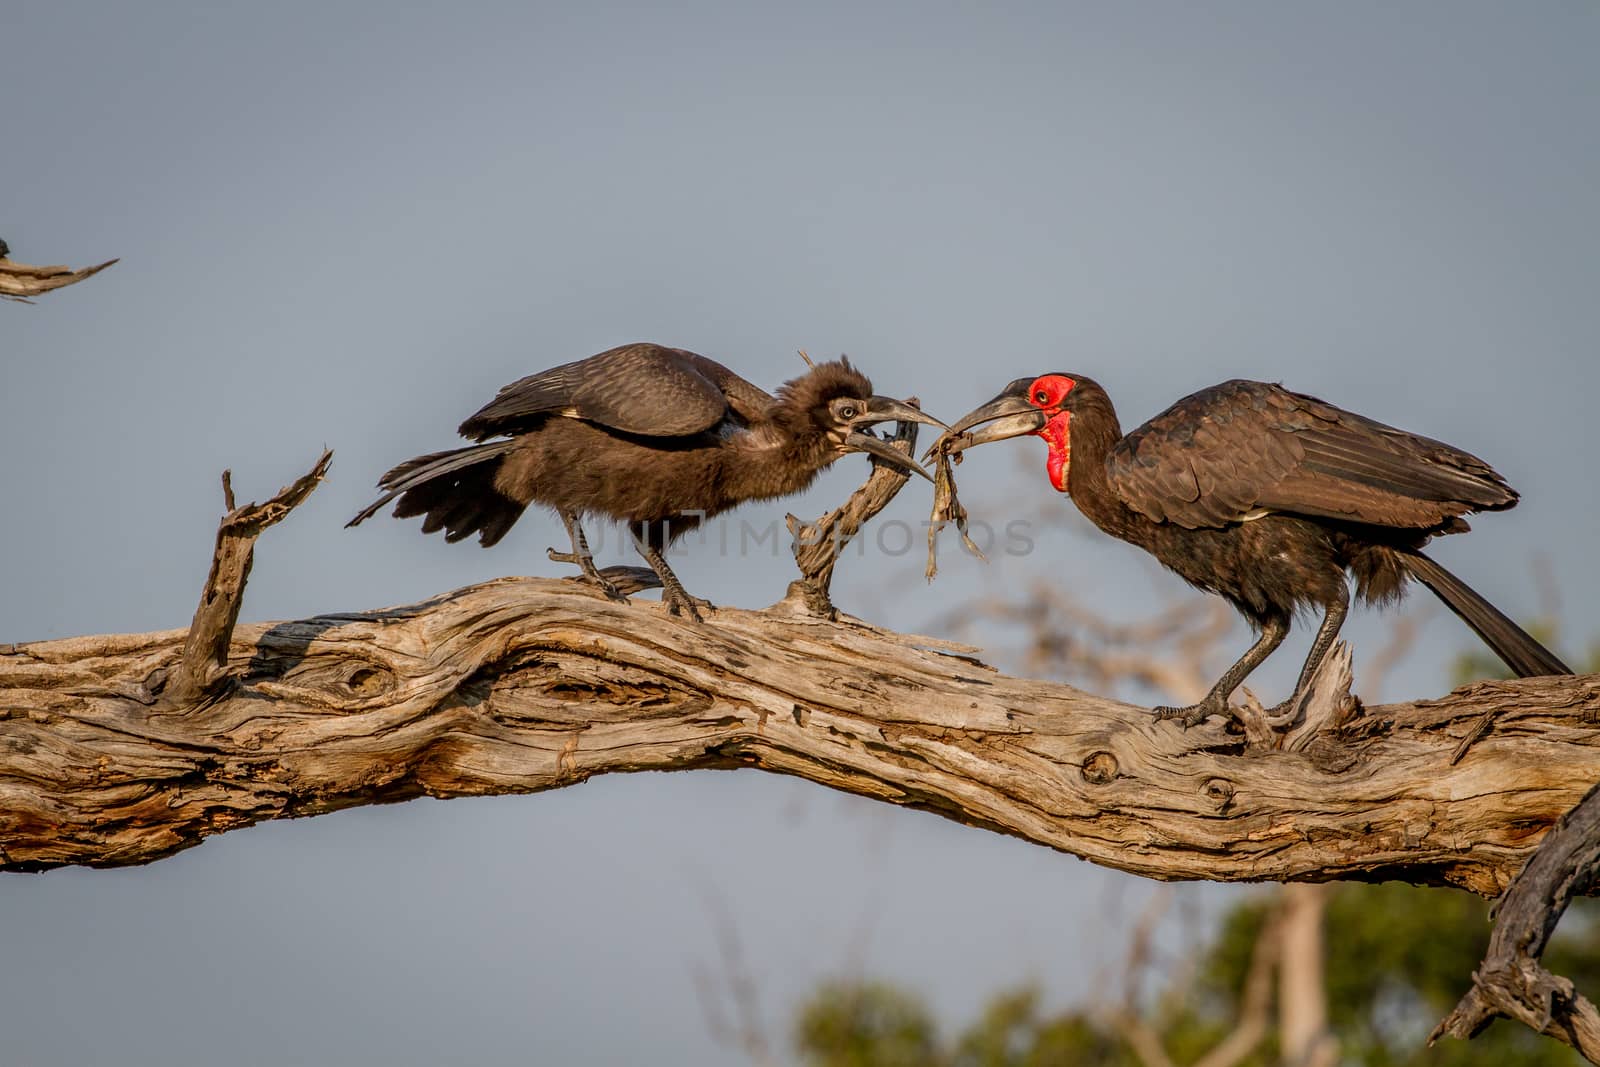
xmin=944 ymin=374 xmax=1571 ymax=724
xmin=349 ymin=342 xmax=941 ymax=618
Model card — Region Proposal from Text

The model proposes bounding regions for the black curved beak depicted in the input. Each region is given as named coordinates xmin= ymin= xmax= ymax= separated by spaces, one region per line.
xmin=857 ymin=395 xmax=951 ymax=432
xmin=843 ymin=430 xmax=935 ymax=482
xmin=935 ymin=379 xmax=1047 ymax=454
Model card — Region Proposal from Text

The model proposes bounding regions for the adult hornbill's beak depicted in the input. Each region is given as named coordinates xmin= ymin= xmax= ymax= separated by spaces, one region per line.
xmin=937 ymin=379 xmax=1047 ymax=454
xmin=842 ymin=396 xmax=948 ymax=482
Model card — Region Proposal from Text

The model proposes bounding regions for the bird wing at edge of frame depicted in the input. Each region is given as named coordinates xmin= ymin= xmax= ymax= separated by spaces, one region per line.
xmin=1105 ymin=379 xmax=1517 ymax=531
xmin=457 ymin=343 xmax=764 ymax=441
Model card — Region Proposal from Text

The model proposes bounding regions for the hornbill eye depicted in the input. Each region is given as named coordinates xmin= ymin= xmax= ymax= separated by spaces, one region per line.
xmin=1034 ymin=391 xmax=1050 ymax=405
xmin=836 ymin=403 xmax=859 ymax=420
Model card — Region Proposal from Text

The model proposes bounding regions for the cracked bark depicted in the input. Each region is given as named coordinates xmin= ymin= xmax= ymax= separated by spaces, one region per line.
xmin=4 ymin=504 xmax=1598 ymax=888
xmin=8 ymin=573 xmax=1597 ymax=886
xmin=5 ymin=452 xmax=1600 ymax=1062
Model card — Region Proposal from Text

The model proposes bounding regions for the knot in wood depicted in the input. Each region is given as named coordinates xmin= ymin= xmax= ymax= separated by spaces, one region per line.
xmin=250 ymin=654 xmax=399 ymax=708
xmin=1203 ymin=777 xmax=1236 ymax=810
xmin=1080 ymin=751 xmax=1118 ymax=785
xmin=343 ymin=664 xmax=392 ymax=695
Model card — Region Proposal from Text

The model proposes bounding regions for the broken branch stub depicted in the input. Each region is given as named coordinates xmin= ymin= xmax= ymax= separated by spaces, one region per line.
xmin=781 ymin=410 xmax=922 ymax=617
xmin=0 ymin=241 xmax=119 ymax=303
xmin=163 ymin=451 xmax=333 ymax=706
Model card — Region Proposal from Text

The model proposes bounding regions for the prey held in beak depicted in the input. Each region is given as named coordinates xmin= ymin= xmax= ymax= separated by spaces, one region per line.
xmin=936 ymin=385 xmax=1047 ymax=455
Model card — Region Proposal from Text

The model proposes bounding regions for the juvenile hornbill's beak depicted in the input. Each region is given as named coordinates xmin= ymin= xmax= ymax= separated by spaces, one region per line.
xmin=936 ymin=379 xmax=1046 ymax=454
xmin=842 ymin=396 xmax=947 ymax=482
xmin=857 ymin=395 xmax=951 ymax=432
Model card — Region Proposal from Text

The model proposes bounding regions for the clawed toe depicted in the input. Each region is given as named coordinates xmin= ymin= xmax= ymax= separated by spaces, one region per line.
xmin=548 ymin=547 xmax=628 ymax=601
xmin=1152 ymin=698 xmax=1228 ymax=728
xmin=586 ymin=575 xmax=628 ymax=601
xmin=663 ymin=591 xmax=714 ymax=622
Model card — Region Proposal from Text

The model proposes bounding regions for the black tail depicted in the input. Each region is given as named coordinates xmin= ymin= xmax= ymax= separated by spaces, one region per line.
xmin=1402 ymin=551 xmax=1572 ymax=677
xmin=347 ymin=440 xmax=526 ymax=547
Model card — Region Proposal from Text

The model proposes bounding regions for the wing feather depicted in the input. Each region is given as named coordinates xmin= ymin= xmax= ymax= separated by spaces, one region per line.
xmin=1106 ymin=380 xmax=1515 ymax=530
xmin=457 ymin=343 xmax=771 ymax=440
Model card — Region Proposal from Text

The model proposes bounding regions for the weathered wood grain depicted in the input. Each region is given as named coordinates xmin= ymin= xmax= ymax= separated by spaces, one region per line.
xmin=5 ymin=450 xmax=1599 ymax=1059
xmin=2 ymin=574 xmax=1596 ymax=888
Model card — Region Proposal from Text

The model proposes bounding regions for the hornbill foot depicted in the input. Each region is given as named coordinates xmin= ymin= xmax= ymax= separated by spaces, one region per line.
xmin=1152 ymin=694 xmax=1232 ymax=728
xmin=661 ymin=588 xmax=714 ymax=622
xmin=547 ymin=547 xmax=627 ymax=602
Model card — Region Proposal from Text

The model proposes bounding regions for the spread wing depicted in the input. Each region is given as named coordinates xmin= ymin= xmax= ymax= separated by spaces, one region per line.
xmin=1105 ymin=380 xmax=1517 ymax=530
xmin=457 ymin=343 xmax=774 ymax=441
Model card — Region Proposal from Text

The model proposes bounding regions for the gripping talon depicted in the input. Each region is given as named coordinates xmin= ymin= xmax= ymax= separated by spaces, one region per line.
xmin=663 ymin=590 xmax=713 ymax=622
xmin=548 ymin=546 xmax=627 ymax=601
xmin=1152 ymin=697 xmax=1229 ymax=729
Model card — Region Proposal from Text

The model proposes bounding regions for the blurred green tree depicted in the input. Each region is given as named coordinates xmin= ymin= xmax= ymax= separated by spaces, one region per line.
xmin=792 ymin=883 xmax=1597 ymax=1066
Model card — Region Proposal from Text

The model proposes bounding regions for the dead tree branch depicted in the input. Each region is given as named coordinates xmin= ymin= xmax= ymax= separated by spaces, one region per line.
xmin=781 ymin=409 xmax=922 ymax=617
xmin=165 ymin=452 xmax=334 ymax=706
xmin=3 ymin=514 xmax=1599 ymax=887
xmin=1430 ymin=779 xmax=1600 ymax=1059
xmin=7 ymin=453 xmax=1600 ymax=1062
xmin=0 ymin=239 xmax=118 ymax=302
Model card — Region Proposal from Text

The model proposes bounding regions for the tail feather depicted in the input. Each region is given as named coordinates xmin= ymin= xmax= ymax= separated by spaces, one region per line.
xmin=347 ymin=440 xmax=526 ymax=547
xmin=1402 ymin=551 xmax=1572 ymax=677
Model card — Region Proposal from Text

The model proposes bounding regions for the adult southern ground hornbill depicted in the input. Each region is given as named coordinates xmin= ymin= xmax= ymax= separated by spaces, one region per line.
xmin=939 ymin=374 xmax=1571 ymax=724
xmin=349 ymin=343 xmax=942 ymax=619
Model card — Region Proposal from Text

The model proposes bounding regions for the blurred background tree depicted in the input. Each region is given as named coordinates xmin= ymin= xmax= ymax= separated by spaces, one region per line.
xmin=791 ymin=879 xmax=1600 ymax=1066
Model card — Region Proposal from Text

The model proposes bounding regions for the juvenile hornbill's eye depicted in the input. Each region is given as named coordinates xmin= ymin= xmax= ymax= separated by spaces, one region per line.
xmin=836 ymin=403 xmax=859 ymax=420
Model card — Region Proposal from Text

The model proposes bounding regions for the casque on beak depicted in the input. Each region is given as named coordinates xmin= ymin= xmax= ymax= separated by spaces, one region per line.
xmin=939 ymin=379 xmax=1047 ymax=454
xmin=841 ymin=395 xmax=946 ymax=482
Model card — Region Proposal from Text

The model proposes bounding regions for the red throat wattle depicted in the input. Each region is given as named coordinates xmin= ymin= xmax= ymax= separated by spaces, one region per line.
xmin=1039 ymin=411 xmax=1071 ymax=491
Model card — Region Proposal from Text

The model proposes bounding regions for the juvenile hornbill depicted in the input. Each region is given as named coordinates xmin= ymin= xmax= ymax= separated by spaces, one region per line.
xmin=349 ymin=342 xmax=942 ymax=619
xmin=939 ymin=374 xmax=1571 ymax=724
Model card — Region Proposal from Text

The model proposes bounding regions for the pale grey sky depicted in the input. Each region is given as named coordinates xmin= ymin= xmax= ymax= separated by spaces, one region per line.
xmin=4 ymin=3 xmax=1598 ymax=1064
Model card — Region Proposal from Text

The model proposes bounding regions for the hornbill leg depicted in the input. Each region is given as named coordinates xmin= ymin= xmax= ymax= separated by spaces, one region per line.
xmin=1154 ymin=613 xmax=1291 ymax=727
xmin=1272 ymin=580 xmax=1350 ymax=717
xmin=548 ymin=510 xmax=625 ymax=601
xmin=629 ymin=522 xmax=711 ymax=622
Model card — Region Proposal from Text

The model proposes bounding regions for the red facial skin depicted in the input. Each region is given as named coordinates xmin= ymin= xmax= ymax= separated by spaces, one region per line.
xmin=1027 ymin=374 xmax=1076 ymax=491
